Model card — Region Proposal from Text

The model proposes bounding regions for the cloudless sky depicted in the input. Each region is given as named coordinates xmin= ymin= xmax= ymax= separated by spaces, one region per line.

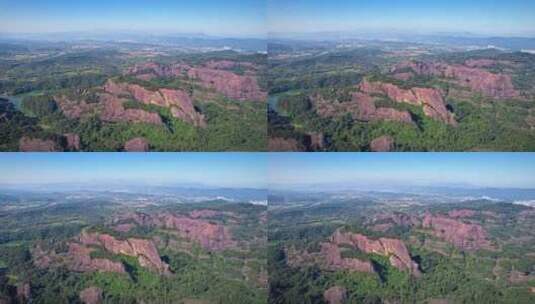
xmin=0 ymin=0 xmax=265 ymax=36
xmin=268 ymin=0 xmax=535 ymax=36
xmin=0 ymin=153 xmax=266 ymax=188
xmin=268 ymin=153 xmax=535 ymax=189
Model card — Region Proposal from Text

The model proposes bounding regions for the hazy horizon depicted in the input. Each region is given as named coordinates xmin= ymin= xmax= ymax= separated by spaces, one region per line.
xmin=0 ymin=0 xmax=266 ymax=37
xmin=268 ymin=153 xmax=535 ymax=190
xmin=0 ymin=153 xmax=267 ymax=188
xmin=268 ymin=0 xmax=535 ymax=37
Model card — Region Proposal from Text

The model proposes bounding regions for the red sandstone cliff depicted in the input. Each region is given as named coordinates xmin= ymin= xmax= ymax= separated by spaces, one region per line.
xmin=392 ymin=60 xmax=519 ymax=99
xmin=78 ymin=231 xmax=170 ymax=274
xmin=113 ymin=212 xmax=236 ymax=251
xmin=331 ymin=229 xmax=421 ymax=276
xmin=422 ymin=212 xmax=493 ymax=251
xmin=104 ymin=80 xmax=205 ymax=127
xmin=313 ymin=92 xmax=413 ymax=124
xmin=360 ymin=80 xmax=457 ymax=125
xmin=127 ymin=61 xmax=266 ymax=102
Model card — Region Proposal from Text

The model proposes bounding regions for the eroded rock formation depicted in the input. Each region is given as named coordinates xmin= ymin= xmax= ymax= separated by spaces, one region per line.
xmin=113 ymin=212 xmax=236 ymax=251
xmin=104 ymin=80 xmax=205 ymax=127
xmin=67 ymin=243 xmax=126 ymax=273
xmin=63 ymin=133 xmax=80 ymax=151
xmin=369 ymin=212 xmax=421 ymax=231
xmin=422 ymin=212 xmax=493 ymax=251
xmin=360 ymin=80 xmax=456 ymax=125
xmin=320 ymin=242 xmax=375 ymax=273
xmin=78 ymin=231 xmax=170 ymax=274
xmin=19 ymin=137 xmax=60 ymax=152
xmin=313 ymin=91 xmax=413 ymax=124
xmin=331 ymin=229 xmax=421 ymax=276
xmin=127 ymin=61 xmax=266 ymax=102
xmin=79 ymin=287 xmax=103 ymax=304
xmin=324 ymin=286 xmax=348 ymax=304
xmin=124 ymin=137 xmax=149 ymax=152
xmin=370 ymin=135 xmax=394 ymax=152
xmin=268 ymin=137 xmax=301 ymax=152
xmin=392 ymin=60 xmax=519 ymax=99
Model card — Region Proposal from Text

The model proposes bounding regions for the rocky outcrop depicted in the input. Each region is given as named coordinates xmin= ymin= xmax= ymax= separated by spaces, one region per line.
xmin=124 ymin=137 xmax=149 ymax=152
xmin=324 ymin=286 xmax=347 ymax=304
xmin=268 ymin=137 xmax=301 ymax=152
xmin=320 ymin=242 xmax=375 ymax=273
xmin=79 ymin=287 xmax=103 ymax=304
xmin=360 ymin=80 xmax=456 ymax=125
xmin=393 ymin=60 xmax=519 ymax=99
xmin=313 ymin=92 xmax=413 ymax=124
xmin=306 ymin=132 xmax=325 ymax=151
xmin=16 ymin=282 xmax=30 ymax=302
xmin=155 ymin=213 xmax=236 ymax=251
xmin=331 ymin=229 xmax=421 ymax=276
xmin=99 ymin=93 xmax=163 ymax=126
xmin=19 ymin=137 xmax=60 ymax=152
xmin=114 ymin=212 xmax=236 ymax=251
xmin=370 ymin=135 xmax=394 ymax=152
xmin=67 ymin=243 xmax=126 ymax=273
xmin=104 ymin=80 xmax=205 ymax=127
xmin=187 ymin=67 xmax=266 ymax=102
xmin=79 ymin=232 xmax=170 ymax=275
xmin=63 ymin=133 xmax=80 ymax=151
xmin=370 ymin=212 xmax=420 ymax=231
xmin=127 ymin=62 xmax=266 ymax=102
xmin=422 ymin=212 xmax=493 ymax=251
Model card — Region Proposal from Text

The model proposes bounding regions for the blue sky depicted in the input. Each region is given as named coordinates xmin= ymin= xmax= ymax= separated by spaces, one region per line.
xmin=268 ymin=153 xmax=535 ymax=189
xmin=268 ymin=0 xmax=535 ymax=36
xmin=0 ymin=153 xmax=266 ymax=188
xmin=0 ymin=0 xmax=265 ymax=36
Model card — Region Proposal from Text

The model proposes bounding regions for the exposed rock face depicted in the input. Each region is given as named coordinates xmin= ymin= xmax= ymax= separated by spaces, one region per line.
xmin=313 ymin=92 xmax=413 ymax=124
xmin=324 ymin=286 xmax=347 ymax=304
xmin=155 ymin=213 xmax=236 ymax=251
xmin=370 ymin=212 xmax=420 ymax=231
xmin=63 ymin=133 xmax=80 ymax=151
xmin=99 ymin=93 xmax=163 ymax=125
xmin=447 ymin=209 xmax=477 ymax=218
xmin=370 ymin=135 xmax=394 ymax=152
xmin=104 ymin=80 xmax=205 ymax=127
xmin=331 ymin=229 xmax=421 ymax=276
xmin=19 ymin=137 xmax=60 ymax=152
xmin=127 ymin=62 xmax=266 ymax=102
xmin=360 ymin=80 xmax=457 ymax=125
xmin=79 ymin=287 xmax=103 ymax=304
xmin=79 ymin=232 xmax=170 ymax=274
xmin=393 ymin=60 xmax=519 ymax=99
xmin=320 ymin=242 xmax=375 ymax=273
xmin=57 ymin=93 xmax=163 ymax=126
xmin=422 ymin=212 xmax=493 ymax=251
xmin=124 ymin=137 xmax=149 ymax=152
xmin=114 ymin=212 xmax=236 ymax=251
xmin=16 ymin=282 xmax=30 ymax=302
xmin=67 ymin=243 xmax=126 ymax=273
xmin=306 ymin=132 xmax=325 ymax=150
xmin=187 ymin=67 xmax=266 ymax=102
xmin=268 ymin=137 xmax=300 ymax=152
